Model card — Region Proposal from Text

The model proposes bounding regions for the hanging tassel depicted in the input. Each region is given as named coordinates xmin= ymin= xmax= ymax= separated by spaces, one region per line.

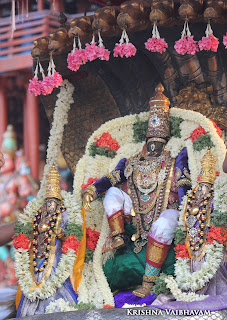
xmin=145 ymin=22 xmax=168 ymax=54
xmin=113 ymin=29 xmax=136 ymax=58
xmin=67 ymin=35 xmax=88 ymax=71
xmin=28 ymin=61 xmax=42 ymax=96
xmin=174 ymin=20 xmax=198 ymax=55
xmin=198 ymin=22 xmax=219 ymax=52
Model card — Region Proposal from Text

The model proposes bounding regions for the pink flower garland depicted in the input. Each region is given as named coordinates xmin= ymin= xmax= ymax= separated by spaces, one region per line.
xmin=198 ymin=23 xmax=219 ymax=52
xmin=223 ymin=33 xmax=227 ymax=49
xmin=85 ymin=32 xmax=110 ymax=62
xmin=113 ymin=29 xmax=136 ymax=58
xmin=28 ymin=77 xmax=42 ymax=96
xmin=174 ymin=21 xmax=198 ymax=55
xmin=145 ymin=23 xmax=168 ymax=54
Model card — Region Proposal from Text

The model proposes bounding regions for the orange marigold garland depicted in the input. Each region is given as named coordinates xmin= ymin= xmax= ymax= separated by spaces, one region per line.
xmin=207 ymin=226 xmax=227 ymax=245
xmin=174 ymin=243 xmax=190 ymax=259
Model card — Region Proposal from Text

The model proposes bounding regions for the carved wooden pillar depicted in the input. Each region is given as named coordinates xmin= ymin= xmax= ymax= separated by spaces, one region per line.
xmin=25 ymin=90 xmax=39 ymax=179
xmin=0 ymin=87 xmax=8 ymax=147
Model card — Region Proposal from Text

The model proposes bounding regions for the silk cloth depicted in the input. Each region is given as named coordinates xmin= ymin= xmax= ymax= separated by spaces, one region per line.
xmin=16 ymin=211 xmax=78 ymax=317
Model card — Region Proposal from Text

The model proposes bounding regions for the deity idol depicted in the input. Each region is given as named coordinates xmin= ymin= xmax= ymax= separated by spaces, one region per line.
xmin=16 ymin=165 xmax=78 ymax=317
xmin=82 ymin=84 xmax=192 ymax=298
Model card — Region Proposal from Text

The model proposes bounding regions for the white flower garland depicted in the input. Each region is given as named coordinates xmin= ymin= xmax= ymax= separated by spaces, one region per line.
xmin=46 ymin=298 xmax=76 ymax=313
xmin=165 ymin=276 xmax=208 ymax=302
xmin=174 ymin=241 xmax=223 ymax=292
xmin=213 ymin=175 xmax=227 ymax=214
xmin=15 ymin=81 xmax=83 ymax=302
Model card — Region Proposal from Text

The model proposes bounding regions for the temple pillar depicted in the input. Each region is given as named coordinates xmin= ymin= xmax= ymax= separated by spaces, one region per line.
xmin=25 ymin=90 xmax=39 ymax=179
xmin=51 ymin=0 xmax=64 ymax=12
xmin=0 ymin=87 xmax=8 ymax=146
xmin=37 ymin=0 xmax=44 ymax=11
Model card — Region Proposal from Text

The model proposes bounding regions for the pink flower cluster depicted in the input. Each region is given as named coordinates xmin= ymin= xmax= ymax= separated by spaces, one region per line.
xmin=67 ymin=44 xmax=110 ymax=72
xmin=113 ymin=43 xmax=136 ymax=58
xmin=223 ymin=33 xmax=227 ymax=49
xmin=198 ymin=34 xmax=219 ymax=52
xmin=28 ymin=72 xmax=63 ymax=96
xmin=145 ymin=37 xmax=168 ymax=54
xmin=175 ymin=36 xmax=198 ymax=55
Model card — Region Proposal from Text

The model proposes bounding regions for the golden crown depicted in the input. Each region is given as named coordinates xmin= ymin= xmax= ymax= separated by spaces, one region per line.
xmin=146 ymin=83 xmax=170 ymax=139
xmin=46 ymin=164 xmax=62 ymax=200
xmin=200 ymin=149 xmax=217 ymax=185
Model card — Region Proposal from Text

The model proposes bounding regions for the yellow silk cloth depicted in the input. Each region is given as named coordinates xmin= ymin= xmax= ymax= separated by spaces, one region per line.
xmin=16 ymin=207 xmax=86 ymax=309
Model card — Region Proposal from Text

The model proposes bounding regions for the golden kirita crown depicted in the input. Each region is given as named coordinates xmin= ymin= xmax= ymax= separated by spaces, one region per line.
xmin=200 ymin=149 xmax=217 ymax=185
xmin=46 ymin=164 xmax=62 ymax=200
xmin=146 ymin=83 xmax=170 ymax=139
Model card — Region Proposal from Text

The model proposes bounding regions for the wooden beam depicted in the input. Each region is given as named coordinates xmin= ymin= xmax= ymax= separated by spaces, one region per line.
xmin=0 ymin=88 xmax=8 ymax=146
xmin=0 ymin=54 xmax=32 ymax=73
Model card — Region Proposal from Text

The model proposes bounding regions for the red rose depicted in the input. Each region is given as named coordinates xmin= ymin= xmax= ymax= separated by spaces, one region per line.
xmin=190 ymin=126 xmax=207 ymax=143
xmin=174 ymin=243 xmax=190 ymax=259
xmin=86 ymin=227 xmax=100 ymax=250
xmin=62 ymin=235 xmax=81 ymax=254
xmin=13 ymin=234 xmax=31 ymax=250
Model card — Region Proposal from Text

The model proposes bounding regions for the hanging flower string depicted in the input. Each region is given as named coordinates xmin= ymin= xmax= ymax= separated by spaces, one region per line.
xmin=113 ymin=29 xmax=136 ymax=58
xmin=42 ymin=54 xmax=63 ymax=95
xmin=67 ymin=35 xmax=88 ymax=71
xmin=28 ymin=61 xmax=43 ymax=96
xmin=174 ymin=20 xmax=198 ymax=55
xmin=145 ymin=22 xmax=168 ymax=54
xmin=84 ymin=32 xmax=110 ymax=62
xmin=96 ymin=30 xmax=110 ymax=61
xmin=198 ymin=22 xmax=219 ymax=52
xmin=223 ymin=32 xmax=227 ymax=49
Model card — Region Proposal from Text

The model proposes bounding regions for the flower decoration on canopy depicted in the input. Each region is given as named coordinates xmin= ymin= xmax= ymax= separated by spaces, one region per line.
xmin=85 ymin=31 xmax=110 ymax=62
xmin=28 ymin=61 xmax=43 ymax=96
xmin=113 ymin=29 xmax=137 ymax=58
xmin=174 ymin=20 xmax=198 ymax=55
xmin=223 ymin=32 xmax=227 ymax=49
xmin=198 ymin=22 xmax=219 ymax=52
xmin=28 ymin=55 xmax=63 ymax=96
xmin=145 ymin=22 xmax=168 ymax=54
xmin=67 ymin=35 xmax=88 ymax=72
xmin=42 ymin=53 xmax=63 ymax=95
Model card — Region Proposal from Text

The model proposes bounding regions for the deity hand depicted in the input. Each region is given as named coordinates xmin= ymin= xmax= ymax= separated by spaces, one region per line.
xmin=0 ymin=152 xmax=5 ymax=169
xmin=82 ymin=192 xmax=94 ymax=212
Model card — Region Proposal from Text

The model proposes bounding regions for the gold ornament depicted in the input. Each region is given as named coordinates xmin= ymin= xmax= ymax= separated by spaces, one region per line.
xmin=46 ymin=164 xmax=62 ymax=200
xmin=190 ymin=206 xmax=199 ymax=216
xmin=146 ymin=83 xmax=170 ymax=139
xmin=200 ymin=149 xmax=217 ymax=185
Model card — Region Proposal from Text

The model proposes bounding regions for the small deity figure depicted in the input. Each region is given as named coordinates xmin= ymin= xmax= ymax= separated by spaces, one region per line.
xmin=16 ymin=165 xmax=77 ymax=317
xmin=82 ymin=84 xmax=192 ymax=298
xmin=183 ymin=150 xmax=216 ymax=262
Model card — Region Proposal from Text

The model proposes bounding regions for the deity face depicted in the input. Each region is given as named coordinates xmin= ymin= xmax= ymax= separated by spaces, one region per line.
xmin=46 ymin=199 xmax=57 ymax=213
xmin=196 ymin=182 xmax=212 ymax=197
xmin=146 ymin=140 xmax=166 ymax=158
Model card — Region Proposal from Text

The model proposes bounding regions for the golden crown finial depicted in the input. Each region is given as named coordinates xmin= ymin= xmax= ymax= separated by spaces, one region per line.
xmin=200 ymin=149 xmax=217 ymax=185
xmin=46 ymin=164 xmax=62 ymax=200
xmin=146 ymin=83 xmax=170 ymax=139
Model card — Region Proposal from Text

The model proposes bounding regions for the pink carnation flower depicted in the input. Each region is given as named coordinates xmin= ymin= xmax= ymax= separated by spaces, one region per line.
xmin=67 ymin=48 xmax=88 ymax=72
xmin=186 ymin=36 xmax=198 ymax=55
xmin=145 ymin=37 xmax=168 ymax=54
xmin=113 ymin=43 xmax=136 ymax=58
xmin=174 ymin=36 xmax=188 ymax=55
xmin=113 ymin=43 xmax=124 ymax=58
xmin=198 ymin=34 xmax=219 ymax=52
xmin=123 ymin=43 xmax=137 ymax=58
xmin=97 ymin=46 xmax=110 ymax=61
xmin=52 ymin=72 xmax=63 ymax=88
xmin=28 ymin=78 xmax=42 ymax=96
xmin=223 ymin=33 xmax=227 ymax=49
xmin=42 ymin=76 xmax=54 ymax=95
xmin=85 ymin=42 xmax=99 ymax=62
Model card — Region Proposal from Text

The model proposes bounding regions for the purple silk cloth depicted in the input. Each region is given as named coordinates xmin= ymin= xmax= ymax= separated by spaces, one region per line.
xmin=114 ymin=264 xmax=227 ymax=311
xmin=93 ymin=158 xmax=127 ymax=194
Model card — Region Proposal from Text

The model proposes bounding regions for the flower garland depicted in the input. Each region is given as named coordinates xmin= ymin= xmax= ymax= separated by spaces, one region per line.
xmin=46 ymin=298 xmax=76 ymax=313
xmin=145 ymin=22 xmax=168 ymax=54
xmin=14 ymin=80 xmax=84 ymax=302
xmin=89 ymin=132 xmax=120 ymax=158
xmin=174 ymin=20 xmax=198 ymax=55
xmin=165 ymin=276 xmax=208 ymax=302
xmin=174 ymin=241 xmax=224 ymax=292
